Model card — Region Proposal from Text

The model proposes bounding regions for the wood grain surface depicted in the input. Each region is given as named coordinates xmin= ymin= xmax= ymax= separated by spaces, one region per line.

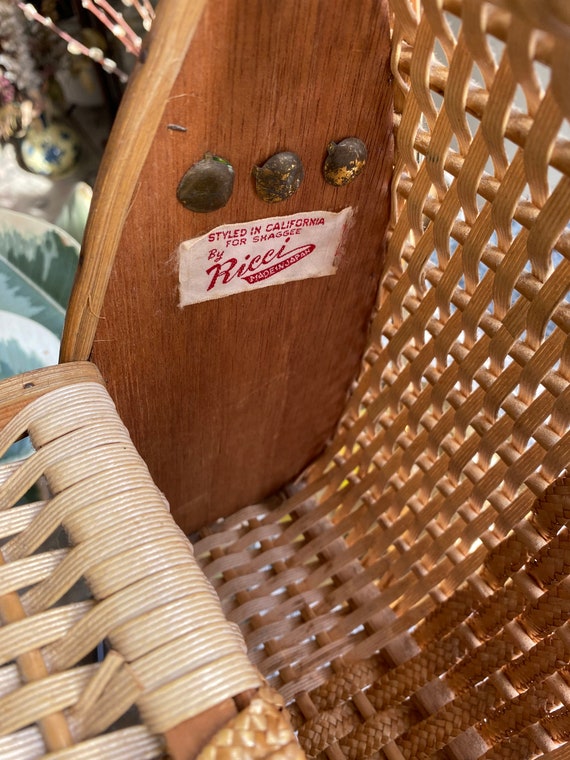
xmin=63 ymin=0 xmax=393 ymax=533
xmin=0 ymin=362 xmax=103 ymax=432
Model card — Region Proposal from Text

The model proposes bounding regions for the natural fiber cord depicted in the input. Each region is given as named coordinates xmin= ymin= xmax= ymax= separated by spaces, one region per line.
xmin=0 ymin=372 xmax=267 ymax=757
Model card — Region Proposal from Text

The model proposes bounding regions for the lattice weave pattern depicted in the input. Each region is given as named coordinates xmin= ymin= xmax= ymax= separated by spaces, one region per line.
xmin=196 ymin=1 xmax=570 ymax=758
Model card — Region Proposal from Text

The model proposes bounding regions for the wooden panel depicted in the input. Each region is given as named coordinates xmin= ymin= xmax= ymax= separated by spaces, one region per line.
xmin=67 ymin=0 xmax=393 ymax=533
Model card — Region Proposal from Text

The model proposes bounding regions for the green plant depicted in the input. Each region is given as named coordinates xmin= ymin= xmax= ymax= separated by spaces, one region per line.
xmin=0 ymin=208 xmax=80 ymax=381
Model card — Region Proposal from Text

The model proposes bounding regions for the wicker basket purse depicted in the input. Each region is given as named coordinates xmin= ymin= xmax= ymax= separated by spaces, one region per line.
xmin=2 ymin=0 xmax=570 ymax=758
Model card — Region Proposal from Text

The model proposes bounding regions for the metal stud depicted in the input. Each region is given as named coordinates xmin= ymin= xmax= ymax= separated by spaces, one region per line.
xmin=176 ymin=153 xmax=234 ymax=213
xmin=253 ymin=151 xmax=304 ymax=203
xmin=323 ymin=137 xmax=367 ymax=186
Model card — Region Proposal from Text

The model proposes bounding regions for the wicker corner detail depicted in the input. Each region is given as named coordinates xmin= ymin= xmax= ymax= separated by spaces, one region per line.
xmin=0 ymin=365 xmax=302 ymax=759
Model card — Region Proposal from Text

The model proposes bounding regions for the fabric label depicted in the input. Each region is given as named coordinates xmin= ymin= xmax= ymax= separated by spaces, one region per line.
xmin=178 ymin=208 xmax=353 ymax=306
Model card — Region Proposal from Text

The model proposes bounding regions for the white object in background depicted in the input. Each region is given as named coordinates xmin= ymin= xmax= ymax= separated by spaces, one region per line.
xmin=55 ymin=181 xmax=93 ymax=242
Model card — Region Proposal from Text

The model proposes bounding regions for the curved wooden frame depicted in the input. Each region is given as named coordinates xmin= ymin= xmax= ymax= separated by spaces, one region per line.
xmin=60 ymin=0 xmax=208 ymax=362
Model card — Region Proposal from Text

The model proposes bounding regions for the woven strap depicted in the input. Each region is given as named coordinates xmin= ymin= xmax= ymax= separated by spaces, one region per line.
xmin=198 ymin=688 xmax=305 ymax=760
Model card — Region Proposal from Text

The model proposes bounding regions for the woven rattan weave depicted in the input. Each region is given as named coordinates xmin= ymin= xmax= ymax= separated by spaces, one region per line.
xmin=0 ymin=366 xmax=303 ymax=758
xmin=192 ymin=1 xmax=570 ymax=758
xmin=1 ymin=0 xmax=569 ymax=758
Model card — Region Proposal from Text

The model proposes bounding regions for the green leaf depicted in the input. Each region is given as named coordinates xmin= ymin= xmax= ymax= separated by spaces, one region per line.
xmin=0 ymin=336 xmax=52 ymax=378
xmin=0 ymin=313 xmax=59 ymax=462
xmin=0 ymin=311 xmax=60 ymax=380
xmin=0 ymin=337 xmax=44 ymax=377
xmin=0 ymin=209 xmax=80 ymax=338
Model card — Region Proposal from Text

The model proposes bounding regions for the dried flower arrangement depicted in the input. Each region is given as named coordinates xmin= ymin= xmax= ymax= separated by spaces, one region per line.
xmin=0 ymin=1 xmax=42 ymax=140
xmin=1 ymin=0 xmax=154 ymax=143
xmin=16 ymin=0 xmax=155 ymax=82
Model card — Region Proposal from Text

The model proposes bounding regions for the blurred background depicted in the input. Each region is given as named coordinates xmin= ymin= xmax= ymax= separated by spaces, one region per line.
xmin=0 ymin=0 xmax=152 ymax=386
